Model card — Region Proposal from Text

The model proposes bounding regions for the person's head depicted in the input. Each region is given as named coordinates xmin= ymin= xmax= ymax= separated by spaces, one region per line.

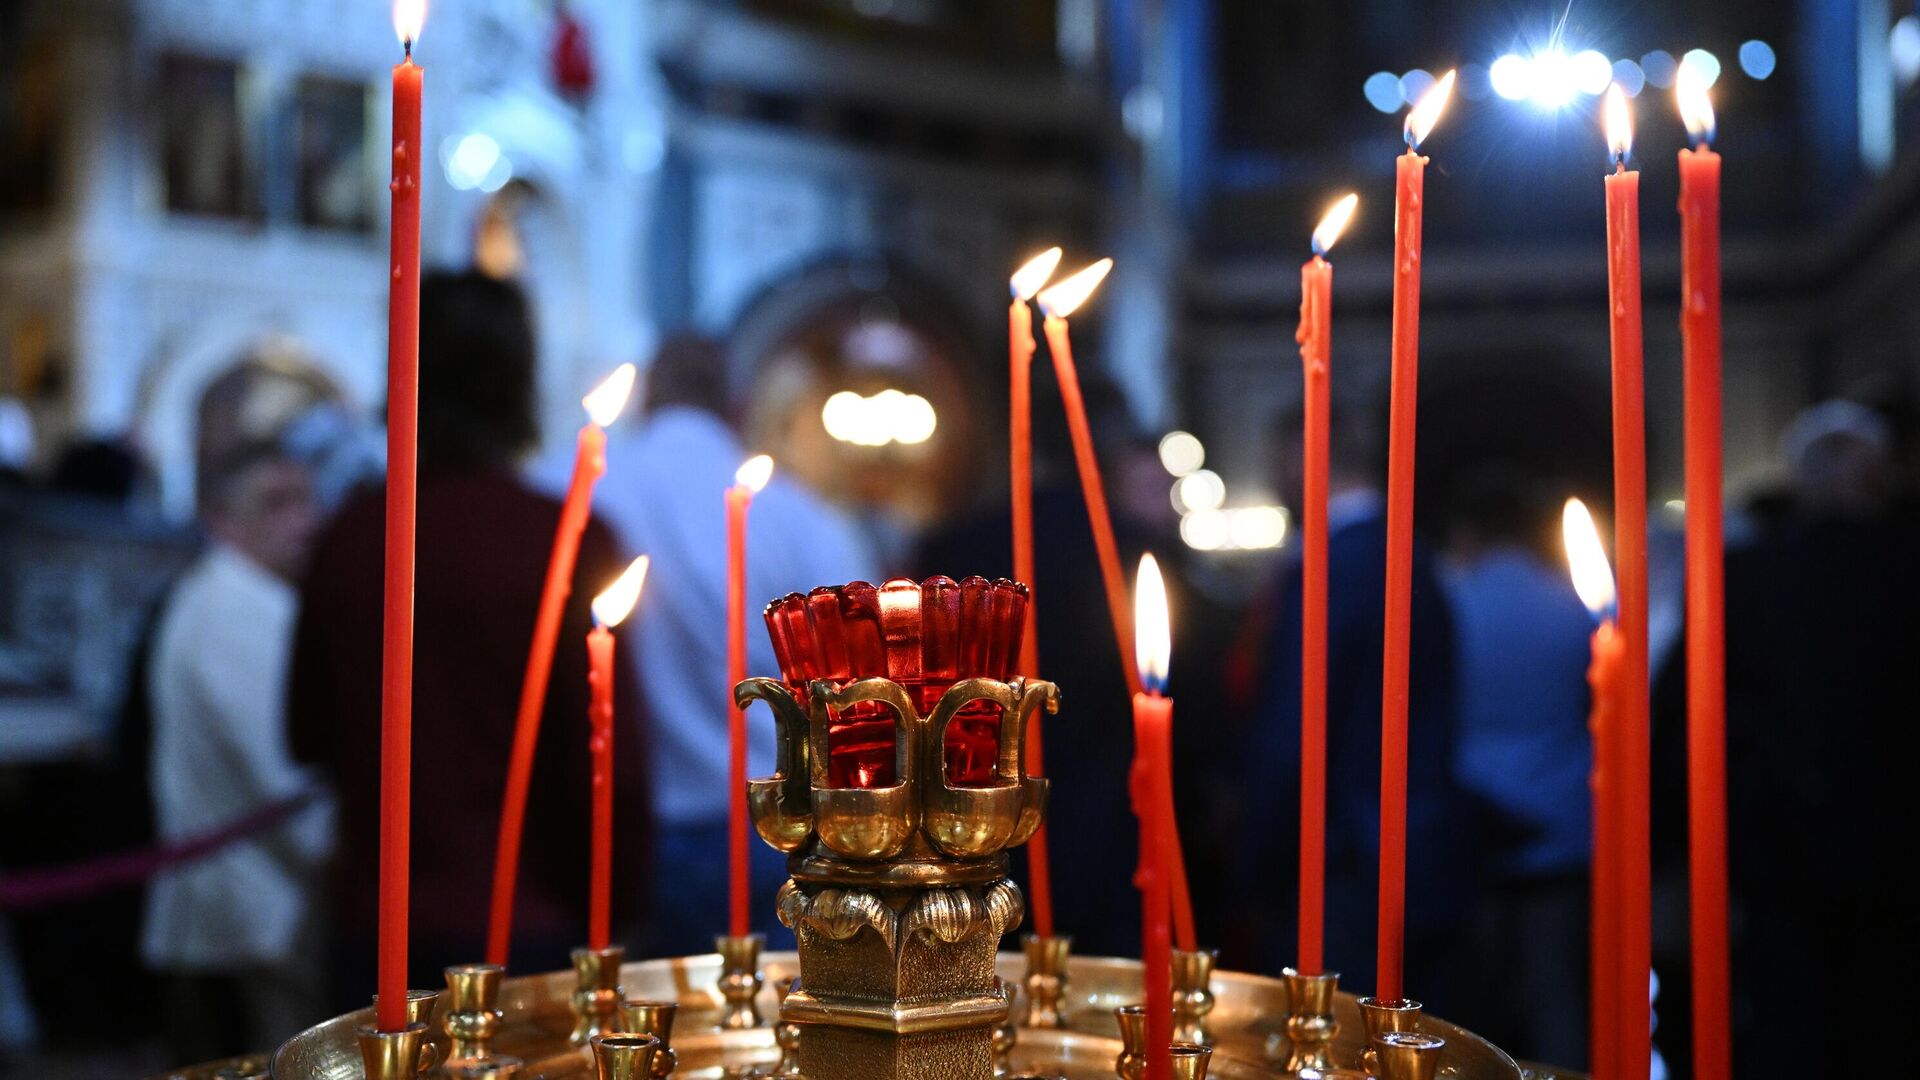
xmin=643 ymin=334 xmax=730 ymax=419
xmin=1783 ymin=399 xmax=1895 ymax=520
xmin=1446 ymin=462 xmax=1559 ymax=562
xmin=200 ymin=443 xmax=320 ymax=581
xmin=1272 ymin=396 xmax=1383 ymax=511
xmin=417 ymin=270 xmax=539 ymax=468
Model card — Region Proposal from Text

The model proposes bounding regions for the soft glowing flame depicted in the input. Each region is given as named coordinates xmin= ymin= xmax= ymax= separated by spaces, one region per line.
xmin=1036 ymin=258 xmax=1114 ymax=319
xmin=1404 ymin=69 xmax=1456 ymax=149
xmin=1311 ymin=193 xmax=1359 ymax=257
xmin=1561 ymin=498 xmax=1617 ymax=616
xmin=393 ymin=0 xmax=428 ymax=45
xmin=1675 ymin=63 xmax=1716 ymax=146
xmin=1604 ymin=83 xmax=1634 ymax=162
xmin=1010 ymin=247 xmax=1064 ymax=302
xmin=592 ymin=555 xmax=650 ymax=629
xmin=1133 ymin=553 xmax=1172 ymax=694
xmin=582 ymin=363 xmax=637 ymax=428
xmin=735 ymin=454 xmax=774 ymax=493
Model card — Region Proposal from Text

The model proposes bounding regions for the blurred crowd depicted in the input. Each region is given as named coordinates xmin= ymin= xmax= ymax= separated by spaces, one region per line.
xmin=1 ymin=271 xmax=1914 ymax=1078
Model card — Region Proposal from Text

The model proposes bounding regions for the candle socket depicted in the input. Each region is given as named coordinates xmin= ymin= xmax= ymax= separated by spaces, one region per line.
xmin=589 ymin=1033 xmax=660 ymax=1080
xmin=1372 ymin=1029 xmax=1445 ymax=1080
xmin=443 ymin=963 xmax=505 ymax=1063
xmin=1170 ymin=948 xmax=1217 ymax=1046
xmin=1113 ymin=1005 xmax=1147 ymax=1080
xmin=1274 ymin=967 xmax=1339 ymax=1072
xmin=356 ymin=1022 xmax=430 ymax=1080
xmin=1357 ymin=996 xmax=1423 ymax=1077
xmin=993 ymin=978 xmax=1019 ymax=1076
xmin=770 ymin=977 xmax=804 ymax=1077
xmin=1020 ymin=933 xmax=1073 ymax=1029
xmin=445 ymin=1056 xmax=524 ymax=1078
xmin=1168 ymin=1041 xmax=1213 ymax=1080
xmin=714 ymin=933 xmax=765 ymax=1029
xmin=369 ymin=989 xmax=442 ymax=1074
xmin=571 ymin=946 xmax=628 ymax=1047
xmin=617 ymin=1000 xmax=678 ymax=1077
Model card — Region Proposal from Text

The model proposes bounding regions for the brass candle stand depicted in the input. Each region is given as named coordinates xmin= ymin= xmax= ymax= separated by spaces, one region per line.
xmin=571 ymin=946 xmax=627 ymax=1046
xmin=445 ymin=962 xmax=506 ymax=1063
xmin=588 ymin=1033 xmax=660 ymax=1080
xmin=359 ymin=988 xmax=441 ymax=1080
xmin=1020 ymin=934 xmax=1073 ymax=1029
xmin=714 ymin=933 xmax=766 ymax=1030
xmin=1271 ymin=968 xmax=1340 ymax=1072
xmin=1358 ymin=996 xmax=1424 ymax=1078
xmin=1171 ymin=948 xmax=1217 ymax=1046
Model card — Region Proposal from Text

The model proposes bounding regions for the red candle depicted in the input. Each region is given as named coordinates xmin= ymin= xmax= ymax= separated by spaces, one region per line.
xmin=1294 ymin=194 xmax=1356 ymax=976
xmin=1132 ymin=554 xmax=1176 ymax=1080
xmin=488 ymin=364 xmax=636 ymax=967
xmin=1601 ymin=84 xmax=1652 ymax=1080
xmin=1675 ymin=69 xmax=1730 ymax=1080
xmin=1377 ymin=70 xmax=1453 ymax=1004
xmin=1564 ymin=498 xmax=1621 ymax=1080
xmin=1010 ymin=247 xmax=1062 ymax=939
xmin=376 ymin=0 xmax=425 ymax=1034
xmin=728 ymin=455 xmax=774 ymax=938
xmin=586 ymin=557 xmax=651 ymax=951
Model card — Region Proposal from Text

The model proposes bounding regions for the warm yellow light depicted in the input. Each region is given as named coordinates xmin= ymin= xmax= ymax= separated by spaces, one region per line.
xmin=1561 ymin=498 xmax=1617 ymax=616
xmin=393 ymin=0 xmax=428 ymax=45
xmin=735 ymin=454 xmax=774 ymax=493
xmin=1675 ymin=63 xmax=1716 ymax=145
xmin=1010 ymin=247 xmax=1064 ymax=302
xmin=592 ymin=555 xmax=650 ymax=629
xmin=1036 ymin=258 xmax=1114 ymax=320
xmin=1133 ymin=553 xmax=1171 ymax=693
xmin=1605 ymin=83 xmax=1634 ymax=161
xmin=1312 ymin=193 xmax=1360 ymax=256
xmin=1404 ymin=69 xmax=1456 ymax=149
xmin=582 ymin=363 xmax=637 ymax=428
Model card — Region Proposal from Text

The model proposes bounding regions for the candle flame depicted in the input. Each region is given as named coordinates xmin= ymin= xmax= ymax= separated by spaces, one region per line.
xmin=1675 ymin=63 xmax=1716 ymax=146
xmin=592 ymin=555 xmax=650 ymax=629
xmin=735 ymin=453 xmax=774 ymax=493
xmin=1134 ymin=553 xmax=1171 ymax=694
xmin=1311 ymin=193 xmax=1359 ymax=257
xmin=1010 ymin=247 xmax=1064 ymax=301
xmin=1561 ymin=498 xmax=1617 ymax=617
xmin=393 ymin=0 xmax=428 ymax=46
xmin=1604 ymin=83 xmax=1634 ymax=163
xmin=582 ymin=363 xmax=637 ymax=428
xmin=1403 ymin=69 xmax=1456 ymax=150
xmin=1036 ymin=258 xmax=1114 ymax=319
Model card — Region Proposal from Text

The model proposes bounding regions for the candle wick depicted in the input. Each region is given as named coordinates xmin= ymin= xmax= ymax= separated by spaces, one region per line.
xmin=404 ymin=37 xmax=413 ymax=59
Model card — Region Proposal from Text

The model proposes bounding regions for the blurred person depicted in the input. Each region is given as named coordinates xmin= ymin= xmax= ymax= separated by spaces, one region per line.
xmin=1781 ymin=399 xmax=1895 ymax=520
xmin=290 ymin=271 xmax=648 ymax=1002
xmin=1443 ymin=467 xmax=1592 ymax=1066
xmin=531 ymin=335 xmax=875 ymax=954
xmin=142 ymin=437 xmax=332 ymax=1063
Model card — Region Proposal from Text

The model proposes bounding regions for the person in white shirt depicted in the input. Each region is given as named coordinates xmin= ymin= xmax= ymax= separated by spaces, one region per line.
xmin=533 ymin=336 xmax=876 ymax=952
xmin=143 ymin=441 xmax=333 ymax=1061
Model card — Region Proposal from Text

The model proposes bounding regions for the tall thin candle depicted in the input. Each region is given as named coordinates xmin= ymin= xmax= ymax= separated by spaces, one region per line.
xmin=1377 ymin=70 xmax=1453 ymax=1004
xmin=587 ymin=556 xmax=650 ymax=951
xmin=1294 ymin=194 xmax=1356 ymax=976
xmin=1675 ymin=67 xmax=1730 ymax=1080
xmin=1601 ymin=84 xmax=1652 ymax=1080
xmin=376 ymin=0 xmax=425 ymax=1034
xmin=488 ymin=364 xmax=636 ymax=967
xmin=1133 ymin=554 xmax=1176 ymax=1080
xmin=728 ymin=455 xmax=774 ymax=938
xmin=1565 ymin=499 xmax=1622 ymax=1080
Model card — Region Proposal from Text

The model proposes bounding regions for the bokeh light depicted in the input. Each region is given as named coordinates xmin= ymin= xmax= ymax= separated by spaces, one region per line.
xmin=1611 ymin=58 xmax=1647 ymax=97
xmin=1173 ymin=469 xmax=1226 ymax=513
xmin=1738 ymin=40 xmax=1776 ymax=80
xmin=1180 ymin=509 xmax=1229 ymax=551
xmin=1893 ymin=16 xmax=1920 ymax=87
xmin=1158 ymin=430 xmax=1205 ymax=476
xmin=1681 ymin=49 xmax=1722 ymax=88
xmin=1490 ymin=53 xmax=1531 ymax=101
xmin=1399 ymin=69 xmax=1436 ymax=107
xmin=1641 ymin=49 xmax=1678 ymax=89
xmin=1571 ymin=50 xmax=1614 ymax=96
xmin=1364 ymin=71 xmax=1402 ymax=113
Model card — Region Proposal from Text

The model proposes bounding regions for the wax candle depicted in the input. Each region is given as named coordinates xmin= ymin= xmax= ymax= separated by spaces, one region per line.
xmin=1601 ymin=84 xmax=1652 ymax=1080
xmin=728 ymin=455 xmax=774 ymax=938
xmin=1132 ymin=554 xmax=1176 ymax=1080
xmin=586 ymin=557 xmax=650 ymax=951
xmin=1377 ymin=70 xmax=1453 ymax=1005
xmin=1294 ymin=193 xmax=1356 ymax=976
xmin=376 ymin=0 xmax=425 ymax=1034
xmin=1009 ymin=247 xmax=1062 ymax=939
xmin=1675 ymin=67 xmax=1730 ymax=1080
xmin=1565 ymin=498 xmax=1621 ymax=1080
xmin=488 ymin=364 xmax=636 ymax=967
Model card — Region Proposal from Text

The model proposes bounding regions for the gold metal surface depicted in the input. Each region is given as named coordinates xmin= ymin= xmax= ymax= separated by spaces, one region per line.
xmin=355 ymin=1022 xmax=429 ymax=1080
xmin=1373 ymin=1030 xmax=1445 ymax=1080
xmin=571 ymin=947 xmax=627 ymax=1047
xmin=1356 ymin=997 xmax=1421 ymax=1078
xmin=617 ymin=1000 xmax=678 ymax=1077
xmin=994 ymin=978 xmax=1019 ymax=1075
xmin=1276 ymin=969 xmax=1338 ymax=1073
xmin=1113 ymin=1004 xmax=1149 ymax=1080
xmin=714 ymin=934 xmax=766 ymax=1030
xmin=1169 ymin=1042 xmax=1214 ymax=1080
xmin=1171 ymin=950 xmax=1217 ymax=1047
xmin=446 ymin=963 xmax=507 ymax=1063
xmin=588 ymin=1034 xmax=659 ymax=1080
xmin=1021 ymin=935 xmax=1073 ymax=1030
xmin=445 ymin=1055 xmax=525 ymax=1077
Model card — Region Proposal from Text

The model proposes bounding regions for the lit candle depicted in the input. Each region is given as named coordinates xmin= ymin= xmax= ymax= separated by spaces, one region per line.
xmin=1009 ymin=246 xmax=1063 ymax=939
xmin=1377 ymin=70 xmax=1453 ymax=1005
xmin=728 ymin=454 xmax=774 ymax=938
xmin=1564 ymin=498 xmax=1621 ymax=1080
xmin=1294 ymin=193 xmax=1357 ymax=977
xmin=1675 ymin=67 xmax=1730 ymax=1080
xmin=376 ymin=0 xmax=426 ymax=1035
xmin=587 ymin=556 xmax=650 ymax=951
xmin=1601 ymin=83 xmax=1652 ymax=1080
xmin=1132 ymin=554 xmax=1176 ymax=1080
xmin=488 ymin=364 xmax=636 ymax=967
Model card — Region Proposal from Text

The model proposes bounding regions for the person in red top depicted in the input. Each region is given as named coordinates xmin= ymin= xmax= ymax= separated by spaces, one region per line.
xmin=289 ymin=270 xmax=649 ymax=1006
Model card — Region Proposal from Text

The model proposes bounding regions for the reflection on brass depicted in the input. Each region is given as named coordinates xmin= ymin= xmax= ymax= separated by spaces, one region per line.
xmin=1113 ymin=1005 xmax=1147 ymax=1080
xmin=1171 ymin=949 xmax=1217 ymax=1047
xmin=1357 ymin=997 xmax=1423 ymax=1078
xmin=1276 ymin=968 xmax=1340 ymax=1072
xmin=619 ymin=1000 xmax=679 ymax=1076
xmin=994 ymin=979 xmax=1019 ymax=1076
xmin=590 ymin=1034 xmax=661 ymax=1080
xmin=1373 ymin=1030 xmax=1445 ymax=1080
xmin=445 ymin=962 xmax=505 ymax=1063
xmin=444 ymin=1055 xmax=524 ymax=1077
xmin=715 ymin=933 xmax=766 ymax=1030
xmin=1168 ymin=1042 xmax=1213 ymax=1080
xmin=1021 ymin=934 xmax=1073 ymax=1030
xmin=368 ymin=990 xmax=442 ymax=1074
xmin=355 ymin=1022 xmax=429 ymax=1080
xmin=770 ymin=976 xmax=804 ymax=1077
xmin=571 ymin=947 xmax=628 ymax=1046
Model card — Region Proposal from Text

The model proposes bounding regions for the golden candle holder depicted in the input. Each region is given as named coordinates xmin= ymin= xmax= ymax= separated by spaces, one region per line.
xmin=571 ymin=946 xmax=628 ymax=1046
xmin=994 ymin=977 xmax=1020 ymax=1075
xmin=589 ymin=1033 xmax=661 ymax=1080
xmin=444 ymin=962 xmax=506 ymax=1063
xmin=355 ymin=1022 xmax=430 ymax=1080
xmin=770 ymin=976 xmax=804 ymax=1077
xmin=618 ymin=1000 xmax=679 ymax=1077
xmin=1272 ymin=968 xmax=1339 ymax=1072
xmin=1169 ymin=1041 xmax=1214 ymax=1080
xmin=1358 ymin=996 xmax=1424 ymax=1077
xmin=1113 ymin=1005 xmax=1150 ymax=1080
xmin=714 ymin=933 xmax=766 ymax=1030
xmin=1171 ymin=948 xmax=1217 ymax=1046
xmin=1020 ymin=934 xmax=1073 ymax=1029
xmin=1373 ymin=1030 xmax=1446 ymax=1080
